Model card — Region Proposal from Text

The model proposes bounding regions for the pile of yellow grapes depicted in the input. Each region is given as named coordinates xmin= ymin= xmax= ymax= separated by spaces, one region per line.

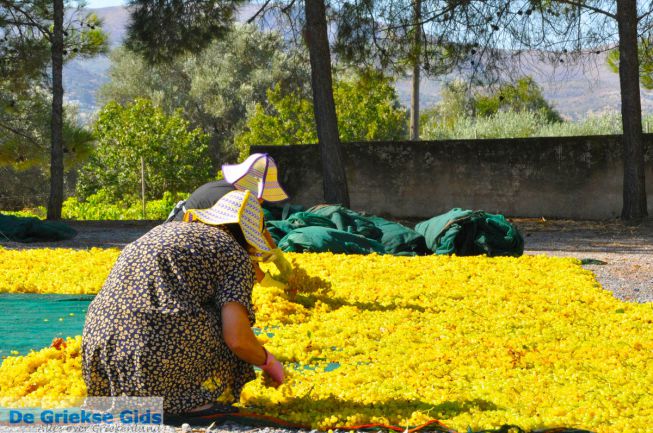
xmin=0 ymin=247 xmax=119 ymax=294
xmin=1 ymin=248 xmax=652 ymax=433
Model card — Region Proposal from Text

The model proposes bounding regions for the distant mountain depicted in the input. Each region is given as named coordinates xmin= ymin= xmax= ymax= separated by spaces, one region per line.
xmin=64 ymin=5 xmax=653 ymax=123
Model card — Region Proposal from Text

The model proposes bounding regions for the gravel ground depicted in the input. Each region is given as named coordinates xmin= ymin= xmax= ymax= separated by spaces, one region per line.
xmin=514 ymin=218 xmax=653 ymax=303
xmin=2 ymin=218 xmax=651 ymax=433
xmin=172 ymin=424 xmax=320 ymax=433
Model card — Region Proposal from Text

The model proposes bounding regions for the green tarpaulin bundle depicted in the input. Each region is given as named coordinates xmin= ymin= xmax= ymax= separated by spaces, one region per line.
xmin=414 ymin=208 xmax=524 ymax=257
xmin=0 ymin=214 xmax=77 ymax=243
xmin=263 ymin=204 xmax=523 ymax=257
xmin=263 ymin=204 xmax=430 ymax=256
xmin=278 ymin=226 xmax=387 ymax=255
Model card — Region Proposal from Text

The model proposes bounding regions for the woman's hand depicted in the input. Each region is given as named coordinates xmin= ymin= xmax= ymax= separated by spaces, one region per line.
xmin=221 ymin=302 xmax=285 ymax=387
xmin=261 ymin=248 xmax=292 ymax=283
xmin=258 ymin=348 xmax=285 ymax=387
xmin=252 ymin=261 xmax=265 ymax=283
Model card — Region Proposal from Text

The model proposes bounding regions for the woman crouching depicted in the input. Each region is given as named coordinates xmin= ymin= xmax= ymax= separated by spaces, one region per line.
xmin=82 ymin=190 xmax=285 ymax=417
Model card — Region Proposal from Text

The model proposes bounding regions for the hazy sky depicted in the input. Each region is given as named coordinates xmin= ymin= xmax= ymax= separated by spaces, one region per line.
xmin=86 ymin=0 xmax=126 ymax=8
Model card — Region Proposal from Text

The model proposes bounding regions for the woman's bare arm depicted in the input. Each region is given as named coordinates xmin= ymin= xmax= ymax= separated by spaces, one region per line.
xmin=221 ymin=302 xmax=266 ymax=365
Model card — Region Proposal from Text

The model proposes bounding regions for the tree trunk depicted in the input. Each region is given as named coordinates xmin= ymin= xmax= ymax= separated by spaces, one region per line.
xmin=409 ymin=0 xmax=421 ymax=141
xmin=617 ymin=1 xmax=648 ymax=221
xmin=47 ymin=0 xmax=65 ymax=220
xmin=304 ymin=0 xmax=350 ymax=206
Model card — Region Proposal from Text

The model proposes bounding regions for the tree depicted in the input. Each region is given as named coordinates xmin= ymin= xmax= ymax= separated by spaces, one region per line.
xmin=0 ymin=82 xmax=94 ymax=170
xmin=77 ymin=99 xmax=211 ymax=201
xmin=409 ymin=0 xmax=421 ymax=140
xmin=421 ymin=76 xmax=561 ymax=136
xmin=304 ymin=0 xmax=349 ymax=206
xmin=125 ymin=0 xmax=240 ymax=64
xmin=0 ymin=80 xmax=94 ymax=211
xmin=333 ymin=1 xmax=461 ymax=142
xmin=607 ymin=37 xmax=653 ymax=90
xmin=334 ymin=0 xmax=649 ymax=221
xmin=0 ymin=0 xmax=108 ymax=219
xmin=567 ymin=1 xmax=645 ymax=221
xmin=100 ymin=24 xmax=310 ymax=167
xmin=125 ymin=0 xmax=351 ymax=207
xmin=474 ymin=77 xmax=562 ymax=122
xmin=235 ymin=69 xmax=407 ymax=152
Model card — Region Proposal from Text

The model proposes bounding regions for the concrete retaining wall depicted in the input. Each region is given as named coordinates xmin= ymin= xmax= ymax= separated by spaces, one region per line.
xmin=252 ymin=135 xmax=653 ymax=219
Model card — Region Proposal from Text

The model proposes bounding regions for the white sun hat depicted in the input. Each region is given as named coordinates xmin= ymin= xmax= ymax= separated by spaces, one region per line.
xmin=183 ymin=190 xmax=272 ymax=254
xmin=221 ymin=153 xmax=289 ymax=203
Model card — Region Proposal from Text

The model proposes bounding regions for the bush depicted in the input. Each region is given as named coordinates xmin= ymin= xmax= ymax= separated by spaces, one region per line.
xmin=423 ymin=110 xmax=551 ymax=140
xmin=235 ymin=69 xmax=407 ymax=158
xmin=62 ymin=191 xmax=189 ymax=220
xmin=421 ymin=110 xmax=653 ymax=140
xmin=537 ymin=112 xmax=623 ymax=136
xmin=0 ymin=207 xmax=46 ymax=219
xmin=77 ymin=99 xmax=211 ymax=202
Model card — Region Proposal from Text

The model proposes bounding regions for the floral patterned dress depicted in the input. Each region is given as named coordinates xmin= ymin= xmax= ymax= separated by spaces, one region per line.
xmin=82 ymin=222 xmax=256 ymax=413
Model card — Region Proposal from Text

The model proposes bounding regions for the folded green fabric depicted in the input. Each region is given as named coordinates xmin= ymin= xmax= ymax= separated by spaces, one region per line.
xmin=265 ymin=212 xmax=336 ymax=244
xmin=307 ymin=205 xmax=383 ymax=241
xmin=414 ymin=208 xmax=524 ymax=257
xmin=366 ymin=215 xmax=429 ymax=256
xmin=278 ymin=226 xmax=386 ymax=255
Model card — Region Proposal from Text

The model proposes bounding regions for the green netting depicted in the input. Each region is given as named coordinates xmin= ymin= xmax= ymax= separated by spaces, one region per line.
xmin=0 ymin=213 xmax=77 ymax=243
xmin=0 ymin=294 xmax=92 ymax=356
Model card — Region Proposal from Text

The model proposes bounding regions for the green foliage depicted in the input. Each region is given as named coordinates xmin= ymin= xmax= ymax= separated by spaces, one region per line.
xmin=1 ymin=1 xmax=108 ymax=100
xmin=334 ymin=70 xmax=408 ymax=141
xmin=607 ymin=38 xmax=653 ymax=90
xmin=62 ymin=191 xmax=188 ymax=220
xmin=125 ymin=0 xmax=241 ymax=64
xmin=537 ymin=112 xmax=624 ymax=136
xmin=236 ymin=69 xmax=407 ymax=155
xmin=421 ymin=110 xmax=640 ymax=140
xmin=422 ymin=110 xmax=550 ymax=140
xmin=100 ymin=24 xmax=309 ymax=164
xmin=1 ymin=0 xmax=108 ymax=216
xmin=419 ymin=80 xmax=474 ymax=133
xmin=0 ymin=82 xmax=94 ymax=171
xmin=237 ymin=87 xmax=316 ymax=149
xmin=2 ymin=191 xmax=191 ymax=220
xmin=421 ymin=77 xmax=564 ymax=138
xmin=332 ymin=1 xmax=462 ymax=77
xmin=0 ymin=207 xmax=46 ymax=219
xmin=77 ymin=98 xmax=211 ymax=202
xmin=474 ymin=77 xmax=563 ymax=123
xmin=63 ymin=12 xmax=109 ymax=60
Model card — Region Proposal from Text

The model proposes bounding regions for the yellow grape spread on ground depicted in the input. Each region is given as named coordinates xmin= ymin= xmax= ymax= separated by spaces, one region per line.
xmin=1 ymin=248 xmax=653 ymax=433
xmin=0 ymin=247 xmax=119 ymax=294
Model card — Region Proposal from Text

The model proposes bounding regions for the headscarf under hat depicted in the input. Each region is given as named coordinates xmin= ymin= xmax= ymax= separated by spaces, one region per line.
xmin=183 ymin=190 xmax=272 ymax=254
xmin=222 ymin=153 xmax=289 ymax=203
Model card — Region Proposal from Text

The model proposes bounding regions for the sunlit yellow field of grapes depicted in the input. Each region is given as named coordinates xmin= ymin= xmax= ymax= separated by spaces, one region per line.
xmin=1 ymin=249 xmax=652 ymax=433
